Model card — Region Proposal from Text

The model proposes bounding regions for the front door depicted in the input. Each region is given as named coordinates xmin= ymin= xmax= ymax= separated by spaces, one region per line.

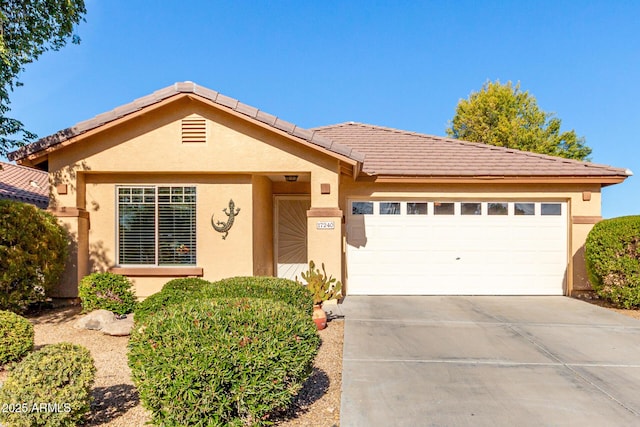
xmin=275 ymin=196 xmax=311 ymax=280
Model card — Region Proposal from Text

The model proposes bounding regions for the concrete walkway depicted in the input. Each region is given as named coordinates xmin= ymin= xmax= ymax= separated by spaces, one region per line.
xmin=340 ymin=296 xmax=640 ymax=426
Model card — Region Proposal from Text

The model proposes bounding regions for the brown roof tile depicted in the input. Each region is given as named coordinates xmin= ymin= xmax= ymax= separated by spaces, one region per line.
xmin=313 ymin=122 xmax=630 ymax=178
xmin=8 ymin=82 xmax=364 ymax=164
xmin=0 ymin=162 xmax=48 ymax=208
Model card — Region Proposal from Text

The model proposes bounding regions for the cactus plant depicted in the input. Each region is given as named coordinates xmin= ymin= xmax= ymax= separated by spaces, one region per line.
xmin=298 ymin=260 xmax=343 ymax=306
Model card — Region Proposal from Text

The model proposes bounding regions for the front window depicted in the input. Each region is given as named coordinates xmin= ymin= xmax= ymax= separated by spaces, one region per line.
xmin=117 ymin=186 xmax=196 ymax=266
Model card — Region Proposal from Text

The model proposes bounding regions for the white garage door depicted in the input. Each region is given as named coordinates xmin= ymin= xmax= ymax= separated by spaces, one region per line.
xmin=346 ymin=200 xmax=567 ymax=295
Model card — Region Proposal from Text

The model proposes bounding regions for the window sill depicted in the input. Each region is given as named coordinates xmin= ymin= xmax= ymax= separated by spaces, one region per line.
xmin=109 ymin=267 xmax=203 ymax=277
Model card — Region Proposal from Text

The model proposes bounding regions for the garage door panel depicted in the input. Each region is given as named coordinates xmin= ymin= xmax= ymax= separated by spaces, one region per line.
xmin=347 ymin=201 xmax=567 ymax=295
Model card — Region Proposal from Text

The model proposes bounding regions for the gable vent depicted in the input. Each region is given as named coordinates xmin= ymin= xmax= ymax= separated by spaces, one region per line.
xmin=181 ymin=116 xmax=207 ymax=143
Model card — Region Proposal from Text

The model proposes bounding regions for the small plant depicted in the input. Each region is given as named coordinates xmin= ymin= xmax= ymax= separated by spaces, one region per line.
xmin=0 ymin=200 xmax=68 ymax=313
xmin=298 ymin=260 xmax=343 ymax=305
xmin=0 ymin=342 xmax=96 ymax=427
xmin=0 ymin=310 xmax=34 ymax=365
xmin=129 ymin=298 xmax=320 ymax=426
xmin=79 ymin=272 xmax=138 ymax=316
xmin=585 ymin=215 xmax=640 ymax=308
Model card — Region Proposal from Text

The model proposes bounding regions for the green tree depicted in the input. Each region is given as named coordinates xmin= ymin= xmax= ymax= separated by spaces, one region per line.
xmin=0 ymin=0 xmax=86 ymax=157
xmin=447 ymin=80 xmax=592 ymax=160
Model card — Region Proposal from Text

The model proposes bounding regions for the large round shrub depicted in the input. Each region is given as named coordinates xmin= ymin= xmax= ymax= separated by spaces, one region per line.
xmin=0 ymin=310 xmax=34 ymax=365
xmin=129 ymin=298 xmax=320 ymax=426
xmin=79 ymin=272 xmax=138 ymax=315
xmin=585 ymin=215 xmax=640 ymax=308
xmin=0 ymin=342 xmax=96 ymax=427
xmin=0 ymin=200 xmax=68 ymax=312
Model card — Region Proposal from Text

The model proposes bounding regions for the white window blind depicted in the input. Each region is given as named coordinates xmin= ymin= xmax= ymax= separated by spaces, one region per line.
xmin=118 ymin=186 xmax=196 ymax=266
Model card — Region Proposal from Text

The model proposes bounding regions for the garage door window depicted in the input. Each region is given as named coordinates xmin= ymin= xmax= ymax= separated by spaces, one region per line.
xmin=488 ymin=202 xmax=508 ymax=215
xmin=461 ymin=202 xmax=482 ymax=215
xmin=407 ymin=202 xmax=428 ymax=215
xmin=380 ymin=202 xmax=401 ymax=215
xmin=434 ymin=202 xmax=454 ymax=215
xmin=515 ymin=203 xmax=535 ymax=216
xmin=541 ymin=203 xmax=562 ymax=215
xmin=352 ymin=202 xmax=373 ymax=215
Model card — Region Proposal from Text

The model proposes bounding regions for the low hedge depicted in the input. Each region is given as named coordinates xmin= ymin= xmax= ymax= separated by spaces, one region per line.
xmin=79 ymin=272 xmax=138 ymax=316
xmin=202 ymin=276 xmax=314 ymax=316
xmin=0 ymin=342 xmax=96 ymax=427
xmin=128 ymin=298 xmax=320 ymax=426
xmin=134 ymin=288 xmax=195 ymax=324
xmin=135 ymin=276 xmax=314 ymax=324
xmin=161 ymin=277 xmax=210 ymax=293
xmin=0 ymin=310 xmax=34 ymax=365
xmin=585 ymin=215 xmax=640 ymax=308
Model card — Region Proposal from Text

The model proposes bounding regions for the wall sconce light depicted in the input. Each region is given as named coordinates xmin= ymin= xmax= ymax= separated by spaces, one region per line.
xmin=284 ymin=175 xmax=298 ymax=182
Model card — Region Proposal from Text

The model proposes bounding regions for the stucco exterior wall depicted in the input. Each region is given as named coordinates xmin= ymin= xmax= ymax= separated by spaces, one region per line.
xmin=44 ymin=96 xmax=343 ymax=297
xmin=339 ymin=180 xmax=602 ymax=294
xmin=252 ymin=175 xmax=274 ymax=276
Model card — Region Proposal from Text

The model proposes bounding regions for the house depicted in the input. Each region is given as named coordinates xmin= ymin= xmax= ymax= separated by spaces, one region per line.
xmin=8 ymin=82 xmax=630 ymax=298
xmin=0 ymin=161 xmax=49 ymax=208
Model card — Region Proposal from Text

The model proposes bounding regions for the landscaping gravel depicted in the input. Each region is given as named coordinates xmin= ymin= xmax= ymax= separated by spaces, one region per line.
xmin=0 ymin=307 xmax=343 ymax=427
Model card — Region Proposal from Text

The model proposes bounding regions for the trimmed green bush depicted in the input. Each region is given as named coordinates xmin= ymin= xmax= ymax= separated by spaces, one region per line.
xmin=202 ymin=276 xmax=314 ymax=316
xmin=0 ymin=200 xmax=68 ymax=313
xmin=0 ymin=310 xmax=34 ymax=365
xmin=134 ymin=288 xmax=194 ymax=324
xmin=162 ymin=277 xmax=210 ymax=293
xmin=79 ymin=272 xmax=138 ymax=316
xmin=585 ymin=215 xmax=640 ymax=308
xmin=0 ymin=342 xmax=96 ymax=427
xmin=128 ymin=298 xmax=320 ymax=427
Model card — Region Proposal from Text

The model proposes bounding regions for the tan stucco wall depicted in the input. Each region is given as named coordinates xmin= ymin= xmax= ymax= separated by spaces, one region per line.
xmin=44 ymin=96 xmax=342 ymax=297
xmin=84 ymin=174 xmax=254 ymax=297
xmin=252 ymin=175 xmax=274 ymax=276
xmin=339 ymin=180 xmax=603 ymax=294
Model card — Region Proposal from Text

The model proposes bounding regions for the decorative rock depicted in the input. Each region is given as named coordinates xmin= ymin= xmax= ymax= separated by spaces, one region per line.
xmin=74 ymin=309 xmax=114 ymax=330
xmin=74 ymin=310 xmax=134 ymax=336
xmin=101 ymin=314 xmax=134 ymax=336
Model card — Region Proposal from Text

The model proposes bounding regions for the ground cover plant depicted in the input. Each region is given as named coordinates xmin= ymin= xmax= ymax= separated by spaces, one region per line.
xmin=0 ymin=310 xmax=34 ymax=365
xmin=0 ymin=342 xmax=96 ymax=427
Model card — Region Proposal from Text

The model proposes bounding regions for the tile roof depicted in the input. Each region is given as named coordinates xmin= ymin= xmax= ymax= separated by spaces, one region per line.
xmin=0 ymin=162 xmax=49 ymax=208
xmin=313 ymin=122 xmax=631 ymax=178
xmin=8 ymin=82 xmax=365 ymax=164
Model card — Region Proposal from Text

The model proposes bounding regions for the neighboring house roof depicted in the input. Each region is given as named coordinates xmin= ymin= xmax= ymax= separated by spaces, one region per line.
xmin=0 ymin=161 xmax=49 ymax=208
xmin=7 ymin=82 xmax=365 ymax=164
xmin=313 ymin=122 xmax=631 ymax=180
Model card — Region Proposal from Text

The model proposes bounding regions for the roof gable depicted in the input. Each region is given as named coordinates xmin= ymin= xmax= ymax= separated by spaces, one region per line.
xmin=313 ymin=122 xmax=631 ymax=180
xmin=0 ymin=162 xmax=49 ymax=208
xmin=8 ymin=82 xmax=365 ymax=165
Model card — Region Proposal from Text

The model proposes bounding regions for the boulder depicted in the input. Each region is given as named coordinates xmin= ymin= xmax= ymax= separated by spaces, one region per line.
xmin=74 ymin=310 xmax=134 ymax=336
xmin=74 ymin=309 xmax=114 ymax=330
xmin=101 ymin=314 xmax=134 ymax=336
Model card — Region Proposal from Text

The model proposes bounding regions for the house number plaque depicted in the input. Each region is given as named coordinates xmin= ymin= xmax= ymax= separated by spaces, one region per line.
xmin=316 ymin=221 xmax=335 ymax=230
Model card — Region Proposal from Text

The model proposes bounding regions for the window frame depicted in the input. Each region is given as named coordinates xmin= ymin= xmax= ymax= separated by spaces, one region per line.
xmin=116 ymin=185 xmax=197 ymax=267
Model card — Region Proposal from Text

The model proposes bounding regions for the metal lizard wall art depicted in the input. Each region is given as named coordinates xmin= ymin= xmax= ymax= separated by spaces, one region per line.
xmin=211 ymin=199 xmax=240 ymax=240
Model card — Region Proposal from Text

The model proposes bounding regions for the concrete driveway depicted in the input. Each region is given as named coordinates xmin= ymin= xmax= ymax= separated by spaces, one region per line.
xmin=340 ymin=296 xmax=640 ymax=426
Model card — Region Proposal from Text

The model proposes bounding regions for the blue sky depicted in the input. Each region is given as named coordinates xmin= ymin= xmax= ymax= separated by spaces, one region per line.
xmin=5 ymin=0 xmax=639 ymax=218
